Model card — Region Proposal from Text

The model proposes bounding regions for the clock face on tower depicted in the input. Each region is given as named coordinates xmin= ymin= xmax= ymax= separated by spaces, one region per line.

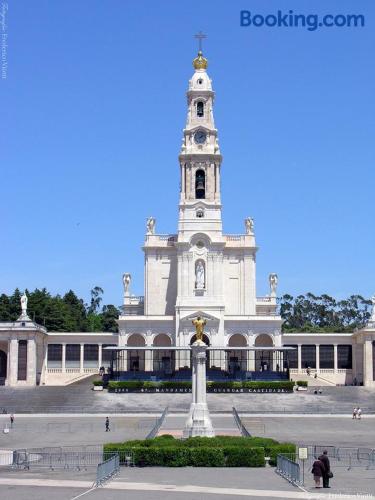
xmin=194 ymin=130 xmax=207 ymax=144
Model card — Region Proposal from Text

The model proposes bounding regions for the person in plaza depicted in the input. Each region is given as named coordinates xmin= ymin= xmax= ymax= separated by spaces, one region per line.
xmin=357 ymin=407 xmax=362 ymax=419
xmin=352 ymin=407 xmax=358 ymax=419
xmin=105 ymin=416 xmax=110 ymax=432
xmin=318 ymin=450 xmax=332 ymax=488
xmin=10 ymin=414 xmax=14 ymax=428
xmin=306 ymin=366 xmax=311 ymax=376
xmin=311 ymin=458 xmax=325 ymax=488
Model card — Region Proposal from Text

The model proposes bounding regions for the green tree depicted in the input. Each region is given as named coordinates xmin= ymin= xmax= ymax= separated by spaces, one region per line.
xmin=0 ymin=294 xmax=11 ymax=321
xmin=100 ymin=304 xmax=119 ymax=333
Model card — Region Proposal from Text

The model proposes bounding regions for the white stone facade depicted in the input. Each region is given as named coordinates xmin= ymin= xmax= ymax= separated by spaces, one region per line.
xmin=118 ymin=51 xmax=282 ymax=353
xmin=0 ymin=52 xmax=374 ymax=387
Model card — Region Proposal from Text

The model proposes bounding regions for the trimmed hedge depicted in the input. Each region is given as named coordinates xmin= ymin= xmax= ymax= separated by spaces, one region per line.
xmin=93 ymin=380 xmax=104 ymax=386
xmin=113 ymin=445 xmax=261 ymax=467
xmin=107 ymin=380 xmax=294 ymax=392
xmin=224 ymin=447 xmax=264 ymax=467
xmin=104 ymin=435 xmax=295 ymax=467
xmin=296 ymin=381 xmax=308 ymax=387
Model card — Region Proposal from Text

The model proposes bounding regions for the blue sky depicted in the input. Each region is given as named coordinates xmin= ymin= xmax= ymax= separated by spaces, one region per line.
xmin=1 ymin=0 xmax=374 ymax=306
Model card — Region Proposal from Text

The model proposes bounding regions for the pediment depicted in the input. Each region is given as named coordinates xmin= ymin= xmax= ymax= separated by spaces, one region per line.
xmin=179 ymin=310 xmax=220 ymax=322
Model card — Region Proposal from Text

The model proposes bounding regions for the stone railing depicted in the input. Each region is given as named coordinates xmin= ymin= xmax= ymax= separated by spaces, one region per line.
xmin=158 ymin=235 xmax=177 ymax=242
xmin=226 ymin=235 xmax=243 ymax=241
xmin=145 ymin=234 xmax=177 ymax=247
xmin=257 ymin=296 xmax=272 ymax=303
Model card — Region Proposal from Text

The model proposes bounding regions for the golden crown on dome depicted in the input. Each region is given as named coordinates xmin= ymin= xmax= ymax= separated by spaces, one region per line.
xmin=193 ymin=50 xmax=208 ymax=70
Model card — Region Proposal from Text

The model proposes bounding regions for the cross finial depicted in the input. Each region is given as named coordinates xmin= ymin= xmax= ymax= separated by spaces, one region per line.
xmin=194 ymin=31 xmax=207 ymax=52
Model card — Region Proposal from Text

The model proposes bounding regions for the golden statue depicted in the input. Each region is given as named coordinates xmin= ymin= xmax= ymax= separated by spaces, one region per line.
xmin=192 ymin=316 xmax=207 ymax=342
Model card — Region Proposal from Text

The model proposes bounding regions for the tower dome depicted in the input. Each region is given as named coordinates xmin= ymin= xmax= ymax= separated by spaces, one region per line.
xmin=193 ymin=50 xmax=208 ymax=70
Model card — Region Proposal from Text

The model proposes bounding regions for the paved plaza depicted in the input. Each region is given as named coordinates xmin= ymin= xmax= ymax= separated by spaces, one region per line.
xmin=0 ymin=378 xmax=374 ymax=414
xmin=1 ymin=466 xmax=375 ymax=500
xmin=1 ymin=380 xmax=375 ymax=499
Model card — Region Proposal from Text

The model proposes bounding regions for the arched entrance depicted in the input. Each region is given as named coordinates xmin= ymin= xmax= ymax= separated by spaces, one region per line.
xmin=227 ymin=334 xmax=247 ymax=375
xmin=0 ymin=350 xmax=7 ymax=385
xmin=153 ymin=334 xmax=173 ymax=374
xmin=127 ymin=334 xmax=146 ymax=372
xmin=254 ymin=334 xmax=274 ymax=372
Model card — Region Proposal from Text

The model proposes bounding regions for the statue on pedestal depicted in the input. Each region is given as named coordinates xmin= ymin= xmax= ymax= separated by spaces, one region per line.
xmin=122 ymin=273 xmax=131 ymax=296
xmin=269 ymin=273 xmax=278 ymax=297
xmin=192 ymin=316 xmax=207 ymax=343
xmin=146 ymin=216 xmax=156 ymax=235
xmin=371 ymin=295 xmax=375 ymax=322
xmin=20 ymin=292 xmax=28 ymax=318
xmin=245 ymin=217 xmax=254 ymax=234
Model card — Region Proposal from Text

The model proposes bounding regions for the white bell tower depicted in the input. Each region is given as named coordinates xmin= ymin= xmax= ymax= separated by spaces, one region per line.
xmin=178 ymin=47 xmax=223 ymax=239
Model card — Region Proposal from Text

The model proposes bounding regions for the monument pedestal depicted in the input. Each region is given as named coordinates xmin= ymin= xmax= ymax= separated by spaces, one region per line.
xmin=183 ymin=340 xmax=214 ymax=438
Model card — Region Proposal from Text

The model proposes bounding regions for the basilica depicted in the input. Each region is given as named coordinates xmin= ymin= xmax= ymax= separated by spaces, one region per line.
xmin=0 ymin=50 xmax=374 ymax=388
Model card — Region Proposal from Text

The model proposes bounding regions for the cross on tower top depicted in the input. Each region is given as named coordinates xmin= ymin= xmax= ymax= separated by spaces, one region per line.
xmin=194 ymin=31 xmax=207 ymax=52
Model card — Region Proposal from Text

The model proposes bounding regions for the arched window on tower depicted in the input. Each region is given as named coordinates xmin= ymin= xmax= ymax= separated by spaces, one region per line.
xmin=196 ymin=101 xmax=204 ymax=117
xmin=195 ymin=169 xmax=205 ymax=199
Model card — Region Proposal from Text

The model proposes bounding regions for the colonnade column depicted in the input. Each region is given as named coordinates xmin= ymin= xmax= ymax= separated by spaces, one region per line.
xmin=297 ymin=344 xmax=302 ymax=373
xmin=98 ymin=344 xmax=102 ymax=369
xmin=363 ymin=339 xmax=373 ymax=387
xmin=41 ymin=343 xmax=48 ymax=384
xmin=315 ymin=344 xmax=320 ymax=374
xmin=62 ymin=343 xmax=66 ymax=373
xmin=352 ymin=343 xmax=357 ymax=382
xmin=27 ymin=336 xmax=37 ymax=385
xmin=80 ymin=343 xmax=84 ymax=373
xmin=7 ymin=338 xmax=18 ymax=386
xmin=145 ymin=339 xmax=153 ymax=372
xmin=333 ymin=344 xmax=338 ymax=374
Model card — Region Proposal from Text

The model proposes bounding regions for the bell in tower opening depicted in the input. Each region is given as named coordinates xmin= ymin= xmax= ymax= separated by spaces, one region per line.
xmin=195 ymin=169 xmax=205 ymax=199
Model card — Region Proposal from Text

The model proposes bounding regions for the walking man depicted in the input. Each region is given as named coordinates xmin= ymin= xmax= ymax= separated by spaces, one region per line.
xmin=318 ymin=450 xmax=332 ymax=488
xmin=352 ymin=407 xmax=357 ymax=419
xmin=10 ymin=414 xmax=14 ymax=429
xmin=105 ymin=416 xmax=110 ymax=432
xmin=357 ymin=407 xmax=362 ymax=419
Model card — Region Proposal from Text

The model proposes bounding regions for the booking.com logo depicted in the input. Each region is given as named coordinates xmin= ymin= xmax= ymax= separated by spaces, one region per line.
xmin=240 ymin=10 xmax=365 ymax=31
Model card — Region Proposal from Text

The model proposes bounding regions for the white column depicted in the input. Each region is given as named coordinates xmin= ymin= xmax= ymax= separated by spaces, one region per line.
xmin=80 ymin=343 xmax=84 ymax=373
xmin=352 ymin=343 xmax=357 ymax=382
xmin=62 ymin=343 xmax=66 ymax=373
xmin=184 ymin=342 xmax=214 ymax=438
xmin=315 ymin=344 xmax=320 ymax=373
xmin=27 ymin=337 xmax=37 ymax=385
xmin=297 ymin=345 xmax=302 ymax=373
xmin=41 ymin=343 xmax=48 ymax=384
xmin=98 ymin=344 xmax=102 ymax=370
xmin=363 ymin=340 xmax=373 ymax=386
xmin=7 ymin=338 xmax=18 ymax=386
xmin=333 ymin=344 xmax=338 ymax=373
xmin=145 ymin=339 xmax=153 ymax=372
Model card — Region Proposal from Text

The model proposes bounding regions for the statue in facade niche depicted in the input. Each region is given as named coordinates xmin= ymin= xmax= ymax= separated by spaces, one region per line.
xmin=20 ymin=292 xmax=28 ymax=316
xmin=269 ymin=273 xmax=278 ymax=297
xmin=195 ymin=260 xmax=205 ymax=289
xmin=146 ymin=216 xmax=155 ymax=235
xmin=123 ymin=273 xmax=131 ymax=296
xmin=245 ymin=217 xmax=254 ymax=234
xmin=192 ymin=316 xmax=207 ymax=343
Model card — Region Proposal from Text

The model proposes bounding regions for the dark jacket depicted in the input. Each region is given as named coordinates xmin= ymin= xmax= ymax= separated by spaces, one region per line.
xmin=311 ymin=459 xmax=325 ymax=477
xmin=318 ymin=454 xmax=331 ymax=475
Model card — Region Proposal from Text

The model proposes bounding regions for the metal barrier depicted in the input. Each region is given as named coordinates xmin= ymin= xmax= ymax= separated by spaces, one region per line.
xmin=146 ymin=406 xmax=168 ymax=439
xmin=232 ymin=407 xmax=251 ymax=437
xmin=298 ymin=445 xmax=375 ymax=470
xmin=96 ymin=454 xmax=119 ymax=486
xmin=276 ymin=454 xmax=301 ymax=485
